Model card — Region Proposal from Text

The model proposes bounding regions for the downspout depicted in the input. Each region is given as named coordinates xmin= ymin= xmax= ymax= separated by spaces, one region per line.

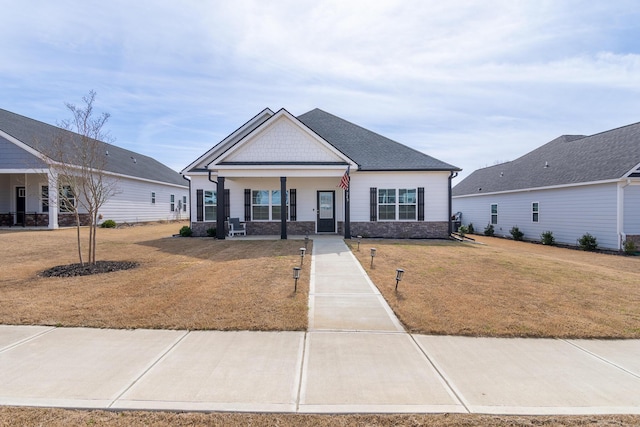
xmin=181 ymin=174 xmax=191 ymax=224
xmin=448 ymin=171 xmax=458 ymax=235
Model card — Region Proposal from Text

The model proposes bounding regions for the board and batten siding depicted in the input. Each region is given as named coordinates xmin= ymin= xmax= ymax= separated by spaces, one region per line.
xmin=453 ymin=182 xmax=620 ymax=249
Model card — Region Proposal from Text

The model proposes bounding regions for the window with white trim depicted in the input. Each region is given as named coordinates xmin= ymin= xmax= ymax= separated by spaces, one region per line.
xmin=182 ymin=195 xmax=187 ymax=212
xmin=151 ymin=192 xmax=156 ymax=204
xmin=378 ymin=188 xmax=417 ymax=220
xmin=170 ymin=194 xmax=175 ymax=212
xmin=204 ymin=190 xmax=216 ymax=221
xmin=59 ymin=185 xmax=76 ymax=212
xmin=490 ymin=203 xmax=498 ymax=225
xmin=41 ymin=186 xmax=49 ymax=213
xmin=252 ymin=190 xmax=288 ymax=221
xmin=532 ymin=202 xmax=539 ymax=223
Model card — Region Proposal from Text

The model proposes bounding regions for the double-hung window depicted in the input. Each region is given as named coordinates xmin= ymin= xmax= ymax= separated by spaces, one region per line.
xmin=204 ymin=191 xmax=216 ymax=220
xmin=252 ymin=190 xmax=288 ymax=220
xmin=398 ymin=189 xmax=417 ymax=220
xmin=532 ymin=202 xmax=539 ymax=223
xmin=490 ymin=203 xmax=498 ymax=225
xmin=182 ymin=196 xmax=187 ymax=212
xmin=41 ymin=186 xmax=49 ymax=213
xmin=60 ymin=185 xmax=76 ymax=212
xmin=378 ymin=188 xmax=417 ymax=220
xmin=151 ymin=192 xmax=156 ymax=204
xmin=170 ymin=194 xmax=175 ymax=212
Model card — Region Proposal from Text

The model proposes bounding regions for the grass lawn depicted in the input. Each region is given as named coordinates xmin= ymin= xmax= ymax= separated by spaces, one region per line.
xmin=348 ymin=235 xmax=640 ymax=338
xmin=0 ymin=222 xmax=309 ymax=331
xmin=2 ymin=224 xmax=640 ymax=425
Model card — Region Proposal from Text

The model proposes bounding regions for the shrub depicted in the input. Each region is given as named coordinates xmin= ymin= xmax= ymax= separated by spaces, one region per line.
xmin=578 ymin=233 xmax=598 ymax=251
xmin=541 ymin=230 xmax=555 ymax=246
xmin=510 ymin=226 xmax=524 ymax=241
xmin=458 ymin=225 xmax=468 ymax=237
xmin=623 ymin=240 xmax=637 ymax=255
xmin=100 ymin=219 xmax=116 ymax=228
xmin=179 ymin=226 xmax=193 ymax=237
xmin=467 ymin=223 xmax=475 ymax=234
xmin=206 ymin=227 xmax=217 ymax=237
xmin=484 ymin=224 xmax=495 ymax=236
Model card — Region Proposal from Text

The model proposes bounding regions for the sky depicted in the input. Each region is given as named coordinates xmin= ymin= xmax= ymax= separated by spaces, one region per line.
xmin=2 ymin=0 xmax=640 ymax=182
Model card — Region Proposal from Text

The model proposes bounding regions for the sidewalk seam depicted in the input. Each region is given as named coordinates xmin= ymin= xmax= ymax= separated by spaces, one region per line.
xmin=0 ymin=326 xmax=56 ymax=353
xmin=563 ymin=339 xmax=640 ymax=380
xmin=107 ymin=330 xmax=190 ymax=408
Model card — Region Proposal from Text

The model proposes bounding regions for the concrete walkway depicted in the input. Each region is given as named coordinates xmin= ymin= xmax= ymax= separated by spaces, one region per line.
xmin=1 ymin=237 xmax=640 ymax=414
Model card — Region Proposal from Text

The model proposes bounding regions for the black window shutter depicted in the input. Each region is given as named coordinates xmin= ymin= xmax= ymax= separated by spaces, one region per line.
xmin=418 ymin=187 xmax=425 ymax=221
xmin=196 ymin=189 xmax=203 ymax=222
xmin=224 ymin=189 xmax=230 ymax=219
xmin=244 ymin=189 xmax=251 ymax=221
xmin=290 ymin=189 xmax=297 ymax=221
xmin=370 ymin=187 xmax=377 ymax=222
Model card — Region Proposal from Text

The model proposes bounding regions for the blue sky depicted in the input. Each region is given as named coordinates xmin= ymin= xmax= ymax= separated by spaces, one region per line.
xmin=2 ymin=0 xmax=640 ymax=181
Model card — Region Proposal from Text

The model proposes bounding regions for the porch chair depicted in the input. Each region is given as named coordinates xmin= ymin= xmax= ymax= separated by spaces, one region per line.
xmin=228 ymin=217 xmax=247 ymax=237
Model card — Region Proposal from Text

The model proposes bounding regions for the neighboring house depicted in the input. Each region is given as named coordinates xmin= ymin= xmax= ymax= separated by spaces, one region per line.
xmin=452 ymin=121 xmax=640 ymax=250
xmin=181 ymin=107 xmax=460 ymax=239
xmin=0 ymin=108 xmax=188 ymax=228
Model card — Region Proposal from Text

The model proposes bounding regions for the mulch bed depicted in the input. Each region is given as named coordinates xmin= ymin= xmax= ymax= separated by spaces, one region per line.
xmin=39 ymin=261 xmax=138 ymax=278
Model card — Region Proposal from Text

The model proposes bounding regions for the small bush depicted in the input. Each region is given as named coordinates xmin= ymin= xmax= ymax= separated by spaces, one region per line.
xmin=179 ymin=226 xmax=193 ymax=237
xmin=623 ymin=240 xmax=637 ymax=255
xmin=467 ymin=223 xmax=475 ymax=234
xmin=541 ymin=230 xmax=555 ymax=246
xmin=100 ymin=219 xmax=116 ymax=228
xmin=206 ymin=227 xmax=217 ymax=237
xmin=458 ymin=225 xmax=468 ymax=237
xmin=484 ymin=224 xmax=495 ymax=236
xmin=510 ymin=226 xmax=524 ymax=241
xmin=578 ymin=233 xmax=598 ymax=251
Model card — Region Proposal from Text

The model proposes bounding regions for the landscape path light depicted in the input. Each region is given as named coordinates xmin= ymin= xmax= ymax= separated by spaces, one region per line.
xmin=300 ymin=247 xmax=306 ymax=266
xmin=293 ymin=267 xmax=301 ymax=292
xmin=370 ymin=248 xmax=376 ymax=268
xmin=395 ymin=268 xmax=405 ymax=291
xmin=304 ymin=234 xmax=309 ymax=250
xmin=357 ymin=235 xmax=362 ymax=251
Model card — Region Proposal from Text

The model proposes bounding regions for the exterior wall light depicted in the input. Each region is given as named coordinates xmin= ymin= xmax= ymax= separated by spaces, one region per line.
xmin=293 ymin=266 xmax=301 ymax=292
xmin=395 ymin=268 xmax=405 ymax=291
xmin=370 ymin=248 xmax=376 ymax=268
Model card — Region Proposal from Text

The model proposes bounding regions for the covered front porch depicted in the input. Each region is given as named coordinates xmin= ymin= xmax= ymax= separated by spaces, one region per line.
xmin=190 ymin=170 xmax=350 ymax=239
xmin=0 ymin=170 xmax=87 ymax=229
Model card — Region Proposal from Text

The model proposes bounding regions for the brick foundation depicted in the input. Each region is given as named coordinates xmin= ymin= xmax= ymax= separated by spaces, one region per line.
xmin=350 ymin=221 xmax=449 ymax=239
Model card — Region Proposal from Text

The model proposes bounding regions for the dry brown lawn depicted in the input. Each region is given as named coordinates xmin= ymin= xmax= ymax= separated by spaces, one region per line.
xmin=1 ymin=407 xmax=639 ymax=426
xmin=0 ymin=222 xmax=309 ymax=331
xmin=349 ymin=235 xmax=640 ymax=338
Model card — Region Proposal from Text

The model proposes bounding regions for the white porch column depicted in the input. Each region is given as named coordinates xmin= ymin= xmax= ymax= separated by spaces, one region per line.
xmin=48 ymin=171 xmax=59 ymax=229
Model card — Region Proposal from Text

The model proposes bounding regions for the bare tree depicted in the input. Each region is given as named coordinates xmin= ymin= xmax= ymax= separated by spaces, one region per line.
xmin=41 ymin=91 xmax=119 ymax=265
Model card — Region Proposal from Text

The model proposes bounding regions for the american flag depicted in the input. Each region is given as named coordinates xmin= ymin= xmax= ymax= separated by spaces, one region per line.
xmin=337 ymin=166 xmax=350 ymax=190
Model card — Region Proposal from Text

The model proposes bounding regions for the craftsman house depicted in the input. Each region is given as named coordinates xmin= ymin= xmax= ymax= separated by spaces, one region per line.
xmin=0 ymin=108 xmax=188 ymax=228
xmin=452 ymin=121 xmax=640 ymax=250
xmin=181 ymin=108 xmax=460 ymax=239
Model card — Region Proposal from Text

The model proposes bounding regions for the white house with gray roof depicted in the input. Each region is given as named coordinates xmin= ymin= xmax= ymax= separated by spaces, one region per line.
xmin=452 ymin=122 xmax=640 ymax=250
xmin=0 ymin=109 xmax=188 ymax=228
xmin=182 ymin=108 xmax=460 ymax=239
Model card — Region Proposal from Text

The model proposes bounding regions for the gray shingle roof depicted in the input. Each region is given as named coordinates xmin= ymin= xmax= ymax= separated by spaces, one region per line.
xmin=453 ymin=121 xmax=640 ymax=196
xmin=297 ymin=109 xmax=460 ymax=171
xmin=0 ymin=109 xmax=187 ymax=187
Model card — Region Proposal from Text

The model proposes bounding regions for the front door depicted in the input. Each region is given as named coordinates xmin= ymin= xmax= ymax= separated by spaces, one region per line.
xmin=317 ymin=191 xmax=335 ymax=233
xmin=16 ymin=187 xmax=25 ymax=226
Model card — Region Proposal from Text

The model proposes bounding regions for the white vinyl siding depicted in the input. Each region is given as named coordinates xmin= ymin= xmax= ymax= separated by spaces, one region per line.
xmin=453 ymin=182 xmax=620 ymax=249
